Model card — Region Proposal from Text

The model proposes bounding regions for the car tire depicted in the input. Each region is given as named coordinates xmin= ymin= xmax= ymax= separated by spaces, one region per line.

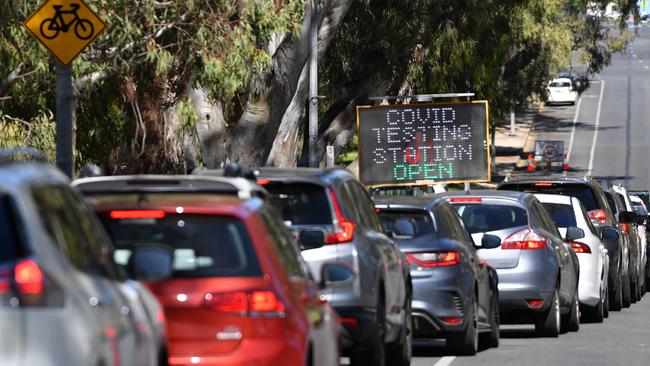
xmin=583 ymin=288 xmax=605 ymax=323
xmin=535 ymin=289 xmax=560 ymax=338
xmin=386 ymin=294 xmax=412 ymax=366
xmin=349 ymin=295 xmax=386 ymax=366
xmin=447 ymin=296 xmax=478 ymax=356
xmin=562 ymin=290 xmax=580 ymax=333
xmin=631 ymin=277 xmax=638 ymax=304
xmin=623 ymin=275 xmax=632 ymax=308
xmin=611 ymin=275 xmax=623 ymax=311
xmin=480 ymin=295 xmax=500 ymax=349
xmin=603 ymin=284 xmax=610 ymax=318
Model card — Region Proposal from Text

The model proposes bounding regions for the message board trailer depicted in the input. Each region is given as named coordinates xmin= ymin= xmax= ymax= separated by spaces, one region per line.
xmin=357 ymin=101 xmax=490 ymax=186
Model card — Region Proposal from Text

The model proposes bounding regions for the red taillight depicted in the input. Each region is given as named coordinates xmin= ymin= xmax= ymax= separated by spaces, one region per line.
xmin=501 ymin=228 xmax=547 ymax=250
xmin=14 ymin=259 xmax=44 ymax=295
xmin=567 ymin=241 xmax=591 ymax=254
xmin=325 ymin=188 xmax=355 ymax=244
xmin=256 ymin=179 xmax=270 ymax=185
xmin=110 ymin=210 xmax=166 ymax=219
xmin=339 ymin=317 xmax=359 ymax=328
xmin=620 ymin=223 xmax=630 ymax=233
xmin=534 ymin=182 xmax=554 ymax=187
xmin=588 ymin=209 xmax=608 ymax=226
xmin=441 ymin=317 xmax=463 ymax=325
xmin=203 ymin=290 xmax=286 ymax=317
xmin=526 ymin=299 xmax=544 ymax=308
xmin=449 ymin=197 xmax=482 ymax=203
xmin=406 ymin=251 xmax=460 ymax=267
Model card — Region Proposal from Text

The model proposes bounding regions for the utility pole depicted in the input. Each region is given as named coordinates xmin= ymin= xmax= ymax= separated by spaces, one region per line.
xmin=55 ymin=63 xmax=74 ymax=178
xmin=308 ymin=0 xmax=319 ymax=168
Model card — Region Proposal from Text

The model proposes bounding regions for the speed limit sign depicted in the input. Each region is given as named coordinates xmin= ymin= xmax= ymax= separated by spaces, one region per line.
xmin=534 ymin=140 xmax=564 ymax=163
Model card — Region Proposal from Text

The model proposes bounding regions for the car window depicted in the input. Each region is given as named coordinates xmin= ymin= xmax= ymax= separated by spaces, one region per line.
xmin=501 ymin=183 xmax=599 ymax=212
xmin=0 ymin=195 xmax=21 ymax=265
xmin=339 ymin=183 xmax=361 ymax=223
xmin=260 ymin=209 xmax=310 ymax=279
xmin=100 ymin=212 xmax=262 ymax=278
xmin=454 ymin=203 xmax=528 ymax=234
xmin=577 ymin=201 xmax=598 ymax=235
xmin=541 ymin=202 xmax=577 ymax=228
xmin=550 ymin=81 xmax=571 ymax=88
xmin=264 ymin=183 xmax=333 ymax=225
xmin=532 ymin=200 xmax=561 ymax=238
xmin=378 ymin=210 xmax=436 ymax=238
xmin=350 ymin=182 xmax=383 ymax=232
xmin=633 ymin=203 xmax=647 ymax=216
xmin=437 ymin=205 xmax=472 ymax=244
xmin=605 ymin=192 xmax=619 ymax=216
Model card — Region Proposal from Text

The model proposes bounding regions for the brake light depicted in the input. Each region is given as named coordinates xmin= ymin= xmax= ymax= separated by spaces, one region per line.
xmin=406 ymin=251 xmax=460 ymax=267
xmin=339 ymin=317 xmax=359 ymax=328
xmin=441 ymin=317 xmax=463 ymax=325
xmin=502 ymin=228 xmax=547 ymax=250
xmin=588 ymin=209 xmax=608 ymax=226
xmin=203 ymin=290 xmax=286 ymax=317
xmin=449 ymin=197 xmax=482 ymax=203
xmin=567 ymin=241 xmax=591 ymax=254
xmin=256 ymin=179 xmax=270 ymax=185
xmin=110 ymin=210 xmax=166 ymax=219
xmin=533 ymin=182 xmax=554 ymax=187
xmin=14 ymin=259 xmax=44 ymax=295
xmin=526 ymin=299 xmax=544 ymax=308
xmin=325 ymin=188 xmax=355 ymax=244
xmin=620 ymin=223 xmax=630 ymax=233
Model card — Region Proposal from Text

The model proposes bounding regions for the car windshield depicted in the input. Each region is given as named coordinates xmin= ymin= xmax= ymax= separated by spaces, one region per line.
xmin=0 ymin=196 xmax=19 ymax=265
xmin=263 ymin=183 xmax=333 ymax=225
xmin=500 ymin=183 xmax=599 ymax=212
xmin=633 ymin=203 xmax=647 ymax=216
xmin=99 ymin=213 xmax=261 ymax=278
xmin=550 ymin=81 xmax=571 ymax=88
xmin=453 ymin=204 xmax=528 ymax=234
xmin=542 ymin=203 xmax=577 ymax=228
xmin=378 ymin=210 xmax=436 ymax=238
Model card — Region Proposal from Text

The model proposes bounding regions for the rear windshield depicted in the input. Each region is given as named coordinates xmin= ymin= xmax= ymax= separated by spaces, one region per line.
xmin=99 ymin=214 xmax=261 ymax=278
xmin=550 ymin=82 xmax=571 ymax=88
xmin=542 ymin=203 xmax=576 ymax=228
xmin=378 ymin=211 xmax=436 ymax=238
xmin=453 ymin=204 xmax=528 ymax=234
xmin=633 ymin=203 xmax=647 ymax=216
xmin=501 ymin=183 xmax=599 ymax=212
xmin=264 ymin=183 xmax=332 ymax=225
xmin=0 ymin=196 xmax=20 ymax=265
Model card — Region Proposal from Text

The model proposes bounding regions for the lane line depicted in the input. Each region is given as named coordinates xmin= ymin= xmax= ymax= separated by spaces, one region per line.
xmin=587 ymin=80 xmax=606 ymax=176
xmin=433 ymin=356 xmax=456 ymax=366
xmin=566 ymin=96 xmax=583 ymax=163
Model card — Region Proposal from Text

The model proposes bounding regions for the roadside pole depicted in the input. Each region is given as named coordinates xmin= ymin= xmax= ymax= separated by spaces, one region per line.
xmin=55 ymin=63 xmax=74 ymax=178
xmin=308 ymin=1 xmax=319 ymax=168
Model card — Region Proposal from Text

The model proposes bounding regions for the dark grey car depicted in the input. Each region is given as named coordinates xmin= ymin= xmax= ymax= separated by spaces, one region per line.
xmin=373 ymin=196 xmax=500 ymax=355
xmin=441 ymin=191 xmax=581 ymax=337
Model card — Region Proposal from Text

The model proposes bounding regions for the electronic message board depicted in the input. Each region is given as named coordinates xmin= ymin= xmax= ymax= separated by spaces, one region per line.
xmin=357 ymin=101 xmax=490 ymax=186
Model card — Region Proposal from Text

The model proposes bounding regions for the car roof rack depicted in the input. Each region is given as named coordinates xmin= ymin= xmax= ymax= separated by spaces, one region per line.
xmin=72 ymin=175 xmax=269 ymax=200
xmin=0 ymin=147 xmax=48 ymax=164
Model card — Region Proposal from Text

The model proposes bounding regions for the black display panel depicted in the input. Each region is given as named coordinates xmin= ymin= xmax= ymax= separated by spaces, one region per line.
xmin=357 ymin=101 xmax=490 ymax=186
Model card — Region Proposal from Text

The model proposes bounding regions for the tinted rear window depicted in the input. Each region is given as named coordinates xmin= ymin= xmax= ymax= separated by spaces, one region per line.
xmin=542 ymin=203 xmax=576 ymax=228
xmin=605 ymin=193 xmax=619 ymax=215
xmin=0 ymin=196 xmax=20 ymax=264
xmin=100 ymin=214 xmax=261 ymax=278
xmin=501 ymin=183 xmax=599 ymax=212
xmin=264 ymin=183 xmax=332 ymax=225
xmin=378 ymin=211 xmax=436 ymax=238
xmin=633 ymin=203 xmax=647 ymax=216
xmin=453 ymin=204 xmax=528 ymax=234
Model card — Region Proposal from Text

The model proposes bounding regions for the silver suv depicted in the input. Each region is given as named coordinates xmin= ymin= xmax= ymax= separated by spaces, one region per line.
xmin=248 ymin=168 xmax=412 ymax=366
xmin=0 ymin=158 xmax=165 ymax=366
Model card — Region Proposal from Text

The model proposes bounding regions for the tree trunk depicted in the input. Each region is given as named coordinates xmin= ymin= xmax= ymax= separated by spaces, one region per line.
xmin=188 ymin=85 xmax=228 ymax=168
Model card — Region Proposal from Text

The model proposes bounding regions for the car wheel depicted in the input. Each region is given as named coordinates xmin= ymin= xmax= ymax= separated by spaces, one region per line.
xmin=386 ymin=294 xmax=412 ymax=366
xmin=630 ymin=277 xmax=638 ymax=304
xmin=447 ymin=296 xmax=478 ymax=356
xmin=623 ymin=275 xmax=632 ymax=308
xmin=535 ymin=288 xmax=560 ymax=338
xmin=603 ymin=284 xmax=610 ymax=318
xmin=349 ymin=295 xmax=386 ymax=366
xmin=480 ymin=295 xmax=500 ymax=349
xmin=611 ymin=275 xmax=623 ymax=311
xmin=562 ymin=290 xmax=580 ymax=333
xmin=583 ymin=285 xmax=605 ymax=323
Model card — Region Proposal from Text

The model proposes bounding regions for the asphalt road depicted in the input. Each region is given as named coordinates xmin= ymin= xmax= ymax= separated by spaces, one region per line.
xmin=401 ymin=24 xmax=650 ymax=366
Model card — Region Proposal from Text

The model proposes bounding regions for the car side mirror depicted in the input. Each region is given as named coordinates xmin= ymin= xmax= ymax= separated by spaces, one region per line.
xmin=391 ymin=218 xmax=416 ymax=240
xmin=565 ymin=226 xmax=585 ymax=242
xmin=480 ymin=234 xmax=501 ymax=249
xmin=319 ymin=263 xmax=355 ymax=290
xmin=129 ymin=244 xmax=174 ymax=281
xmin=600 ymin=227 xmax=620 ymax=241
xmin=619 ymin=211 xmax=636 ymax=224
xmin=636 ymin=214 xmax=646 ymax=226
xmin=298 ymin=229 xmax=325 ymax=251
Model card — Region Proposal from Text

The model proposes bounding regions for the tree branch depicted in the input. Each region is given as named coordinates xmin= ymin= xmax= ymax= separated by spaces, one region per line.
xmin=0 ymin=63 xmax=31 ymax=97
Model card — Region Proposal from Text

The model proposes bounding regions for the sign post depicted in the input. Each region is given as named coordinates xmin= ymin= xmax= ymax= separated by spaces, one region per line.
xmin=357 ymin=101 xmax=490 ymax=186
xmin=23 ymin=0 xmax=106 ymax=177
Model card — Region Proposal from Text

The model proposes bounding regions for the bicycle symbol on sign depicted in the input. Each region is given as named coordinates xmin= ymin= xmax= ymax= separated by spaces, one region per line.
xmin=39 ymin=3 xmax=95 ymax=40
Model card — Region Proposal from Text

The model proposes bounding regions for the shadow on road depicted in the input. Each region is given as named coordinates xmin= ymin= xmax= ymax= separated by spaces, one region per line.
xmin=499 ymin=326 xmax=540 ymax=339
xmin=412 ymin=339 xmax=450 ymax=357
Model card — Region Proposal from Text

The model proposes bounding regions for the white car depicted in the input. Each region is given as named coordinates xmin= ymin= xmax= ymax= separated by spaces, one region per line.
xmin=536 ymin=194 xmax=610 ymax=322
xmin=547 ymin=78 xmax=577 ymax=105
xmin=613 ymin=184 xmax=647 ymax=298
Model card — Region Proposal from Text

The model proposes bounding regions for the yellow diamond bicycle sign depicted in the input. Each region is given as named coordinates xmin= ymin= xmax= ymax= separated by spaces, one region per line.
xmin=23 ymin=0 xmax=106 ymax=66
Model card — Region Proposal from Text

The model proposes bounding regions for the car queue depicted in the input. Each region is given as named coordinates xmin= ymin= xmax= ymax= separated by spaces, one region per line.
xmin=2 ymin=150 xmax=650 ymax=366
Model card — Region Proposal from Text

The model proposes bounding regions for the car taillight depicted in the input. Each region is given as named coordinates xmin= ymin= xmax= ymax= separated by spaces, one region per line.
xmin=588 ymin=209 xmax=608 ymax=226
xmin=203 ymin=290 xmax=286 ymax=317
xmin=110 ymin=210 xmax=166 ymax=219
xmin=441 ymin=317 xmax=463 ymax=325
xmin=534 ymin=182 xmax=554 ymax=187
xmin=501 ymin=228 xmax=547 ymax=250
xmin=0 ymin=258 xmax=58 ymax=307
xmin=325 ymin=188 xmax=355 ymax=244
xmin=526 ymin=299 xmax=544 ymax=308
xmin=567 ymin=241 xmax=591 ymax=254
xmin=620 ymin=223 xmax=630 ymax=233
xmin=406 ymin=251 xmax=460 ymax=267
xmin=14 ymin=259 xmax=44 ymax=295
xmin=449 ymin=197 xmax=482 ymax=203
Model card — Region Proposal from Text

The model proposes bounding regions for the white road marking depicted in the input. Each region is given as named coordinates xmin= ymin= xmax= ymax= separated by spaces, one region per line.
xmin=588 ymin=80 xmax=606 ymax=176
xmin=566 ymin=96 xmax=583 ymax=163
xmin=433 ymin=356 xmax=456 ymax=366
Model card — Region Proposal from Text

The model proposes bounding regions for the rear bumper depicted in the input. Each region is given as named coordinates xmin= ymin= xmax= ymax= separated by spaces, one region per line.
xmin=495 ymin=263 xmax=556 ymax=322
xmin=576 ymin=253 xmax=603 ymax=306
xmin=167 ymin=339 xmax=303 ymax=366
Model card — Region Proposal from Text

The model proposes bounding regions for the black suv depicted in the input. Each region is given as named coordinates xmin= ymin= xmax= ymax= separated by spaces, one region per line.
xmin=498 ymin=177 xmax=628 ymax=311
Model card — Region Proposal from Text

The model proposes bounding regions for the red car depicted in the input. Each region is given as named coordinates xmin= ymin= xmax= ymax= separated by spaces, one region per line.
xmin=82 ymin=191 xmax=339 ymax=366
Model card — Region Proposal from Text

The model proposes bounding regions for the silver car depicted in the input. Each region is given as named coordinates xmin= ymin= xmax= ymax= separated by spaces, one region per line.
xmin=441 ymin=190 xmax=580 ymax=337
xmin=0 ymin=158 xmax=164 ymax=366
